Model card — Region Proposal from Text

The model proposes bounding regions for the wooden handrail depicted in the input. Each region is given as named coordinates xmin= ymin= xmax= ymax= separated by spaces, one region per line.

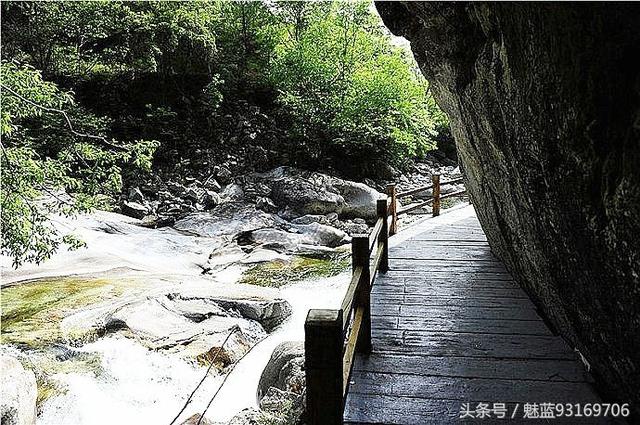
xmin=388 ymin=174 xmax=467 ymax=227
xmin=398 ymin=198 xmax=433 ymax=215
xmin=305 ymin=177 xmax=466 ymax=424
xmin=395 ymin=176 xmax=463 ymax=198
xmin=305 ymin=198 xmax=389 ymax=425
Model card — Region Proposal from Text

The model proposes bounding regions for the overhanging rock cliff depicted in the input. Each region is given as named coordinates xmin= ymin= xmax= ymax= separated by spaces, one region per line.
xmin=376 ymin=1 xmax=640 ymax=409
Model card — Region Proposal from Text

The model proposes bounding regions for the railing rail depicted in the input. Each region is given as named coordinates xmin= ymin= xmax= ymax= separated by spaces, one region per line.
xmin=387 ymin=174 xmax=466 ymax=235
xmin=305 ymin=174 xmax=466 ymax=424
xmin=305 ymin=199 xmax=389 ymax=425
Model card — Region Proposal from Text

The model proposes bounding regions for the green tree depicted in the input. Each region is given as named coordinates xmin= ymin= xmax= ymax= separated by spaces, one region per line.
xmin=269 ymin=1 xmax=444 ymax=174
xmin=1 ymin=61 xmax=157 ymax=266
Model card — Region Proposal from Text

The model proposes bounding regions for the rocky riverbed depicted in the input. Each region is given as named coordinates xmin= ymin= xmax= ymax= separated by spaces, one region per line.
xmin=1 ymin=162 xmax=463 ymax=425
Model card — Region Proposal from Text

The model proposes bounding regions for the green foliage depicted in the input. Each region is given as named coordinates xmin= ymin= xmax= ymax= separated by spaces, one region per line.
xmin=269 ymin=2 xmax=443 ymax=172
xmin=1 ymin=1 xmax=451 ymax=264
xmin=1 ymin=62 xmax=158 ymax=266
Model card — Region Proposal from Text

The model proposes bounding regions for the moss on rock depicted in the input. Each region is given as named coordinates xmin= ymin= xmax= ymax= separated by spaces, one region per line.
xmin=1 ymin=277 xmax=142 ymax=347
xmin=239 ymin=255 xmax=349 ymax=288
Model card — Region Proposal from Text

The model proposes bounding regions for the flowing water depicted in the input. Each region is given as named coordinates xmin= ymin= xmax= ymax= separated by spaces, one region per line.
xmin=204 ymin=272 xmax=349 ymax=423
xmin=34 ymin=272 xmax=349 ymax=424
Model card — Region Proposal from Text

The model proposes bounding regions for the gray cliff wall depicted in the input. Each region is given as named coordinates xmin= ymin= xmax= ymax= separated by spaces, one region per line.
xmin=376 ymin=1 xmax=640 ymax=408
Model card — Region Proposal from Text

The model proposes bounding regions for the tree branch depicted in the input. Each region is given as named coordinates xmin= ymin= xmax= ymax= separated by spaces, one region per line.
xmin=1 ymin=84 xmax=129 ymax=151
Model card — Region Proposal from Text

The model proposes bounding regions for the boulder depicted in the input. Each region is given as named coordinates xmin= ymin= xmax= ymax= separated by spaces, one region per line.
xmin=105 ymin=297 xmax=262 ymax=365
xmin=167 ymin=181 xmax=188 ymax=197
xmin=332 ymin=178 xmax=385 ymax=221
xmin=255 ymin=197 xmax=278 ymax=213
xmin=211 ymin=297 xmax=292 ymax=332
xmin=257 ymin=341 xmax=304 ymax=400
xmin=248 ymin=223 xmax=349 ymax=251
xmin=270 ymin=177 xmax=345 ymax=216
xmin=184 ymin=187 xmax=206 ymax=203
xmin=253 ymin=166 xmax=384 ymax=220
xmin=256 ymin=341 xmax=306 ymax=424
xmin=121 ymin=201 xmax=150 ymax=219
xmin=215 ymin=165 xmax=233 ymax=184
xmin=0 ymin=355 xmax=37 ymax=425
xmin=226 ymin=408 xmax=271 ymax=425
xmin=128 ymin=187 xmax=145 ymax=203
xmin=203 ymin=176 xmax=222 ymax=192
xmin=293 ymin=223 xmax=350 ymax=247
xmin=203 ymin=190 xmax=221 ymax=209
xmin=174 ymin=204 xmax=284 ymax=238
xmin=258 ymin=387 xmax=304 ymax=422
xmin=220 ymin=183 xmax=245 ymax=202
xmin=338 ymin=219 xmax=370 ymax=236
xmin=61 ymin=285 xmax=292 ymax=364
xmin=291 ymin=214 xmax=331 ymax=226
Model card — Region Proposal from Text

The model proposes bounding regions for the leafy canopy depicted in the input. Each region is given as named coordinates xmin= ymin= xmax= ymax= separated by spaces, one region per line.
xmin=1 ymin=61 xmax=157 ymax=266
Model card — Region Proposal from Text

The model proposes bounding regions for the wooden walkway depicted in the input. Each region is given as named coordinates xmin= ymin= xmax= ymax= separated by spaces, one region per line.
xmin=343 ymin=208 xmax=605 ymax=424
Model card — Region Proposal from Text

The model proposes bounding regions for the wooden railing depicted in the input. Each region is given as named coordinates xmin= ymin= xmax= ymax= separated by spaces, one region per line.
xmin=387 ymin=174 xmax=466 ymax=235
xmin=304 ymin=175 xmax=466 ymax=424
xmin=305 ymin=199 xmax=389 ymax=425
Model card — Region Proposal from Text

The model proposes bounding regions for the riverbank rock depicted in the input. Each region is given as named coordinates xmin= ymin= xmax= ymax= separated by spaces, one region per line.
xmin=61 ymin=283 xmax=292 ymax=366
xmin=226 ymin=408 xmax=271 ymax=425
xmin=257 ymin=341 xmax=305 ymax=400
xmin=253 ymin=167 xmax=385 ymax=221
xmin=270 ymin=173 xmax=345 ymax=216
xmin=332 ymin=179 xmax=383 ymax=220
xmin=174 ymin=203 xmax=284 ymax=238
xmin=256 ymin=341 xmax=305 ymax=423
xmin=1 ymin=355 xmax=37 ymax=425
xmin=247 ymin=223 xmax=349 ymax=251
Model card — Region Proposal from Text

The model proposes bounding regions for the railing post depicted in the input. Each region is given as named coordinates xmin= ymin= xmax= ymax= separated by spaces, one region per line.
xmin=352 ymin=235 xmax=371 ymax=354
xmin=377 ymin=198 xmax=389 ymax=273
xmin=432 ymin=174 xmax=441 ymax=217
xmin=305 ymin=309 xmax=343 ymax=425
xmin=386 ymin=184 xmax=398 ymax=235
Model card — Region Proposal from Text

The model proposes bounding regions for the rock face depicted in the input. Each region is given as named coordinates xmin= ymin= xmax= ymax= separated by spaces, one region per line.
xmin=61 ymin=283 xmax=292 ymax=366
xmin=1 ymin=355 xmax=37 ymax=425
xmin=376 ymin=2 xmax=640 ymax=409
xmin=257 ymin=341 xmax=305 ymax=401
xmin=256 ymin=341 xmax=305 ymax=424
xmin=254 ymin=167 xmax=385 ymax=220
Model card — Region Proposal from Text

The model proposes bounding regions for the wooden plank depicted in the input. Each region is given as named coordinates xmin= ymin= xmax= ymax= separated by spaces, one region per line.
xmin=352 ymin=353 xmax=593 ymax=383
xmin=371 ymin=330 xmax=576 ymax=359
xmin=401 ymin=276 xmax=519 ymax=287
xmin=390 ymin=260 xmax=510 ymax=273
xmin=410 ymin=233 xmax=487 ymax=241
xmin=375 ymin=276 xmax=519 ymax=289
xmin=389 ymin=244 xmax=494 ymax=254
xmin=378 ymin=274 xmax=514 ymax=284
xmin=371 ymin=316 xmax=398 ymax=330
xmin=347 ymin=371 xmax=602 ymax=404
xmin=389 ymin=258 xmax=507 ymax=268
xmin=344 ymin=393 xmax=459 ymax=425
xmin=395 ymin=304 xmax=541 ymax=320
xmin=399 ymin=295 xmax=535 ymax=309
xmin=381 ymin=316 xmax=554 ymax=336
xmin=373 ymin=285 xmax=528 ymax=299
xmin=372 ymin=304 xmax=541 ymax=320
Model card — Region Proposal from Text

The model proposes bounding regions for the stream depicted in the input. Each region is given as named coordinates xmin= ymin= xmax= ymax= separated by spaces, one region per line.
xmin=31 ymin=273 xmax=348 ymax=424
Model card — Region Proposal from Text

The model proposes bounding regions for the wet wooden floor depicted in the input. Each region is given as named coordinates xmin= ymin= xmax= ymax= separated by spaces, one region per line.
xmin=344 ymin=211 xmax=606 ymax=424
